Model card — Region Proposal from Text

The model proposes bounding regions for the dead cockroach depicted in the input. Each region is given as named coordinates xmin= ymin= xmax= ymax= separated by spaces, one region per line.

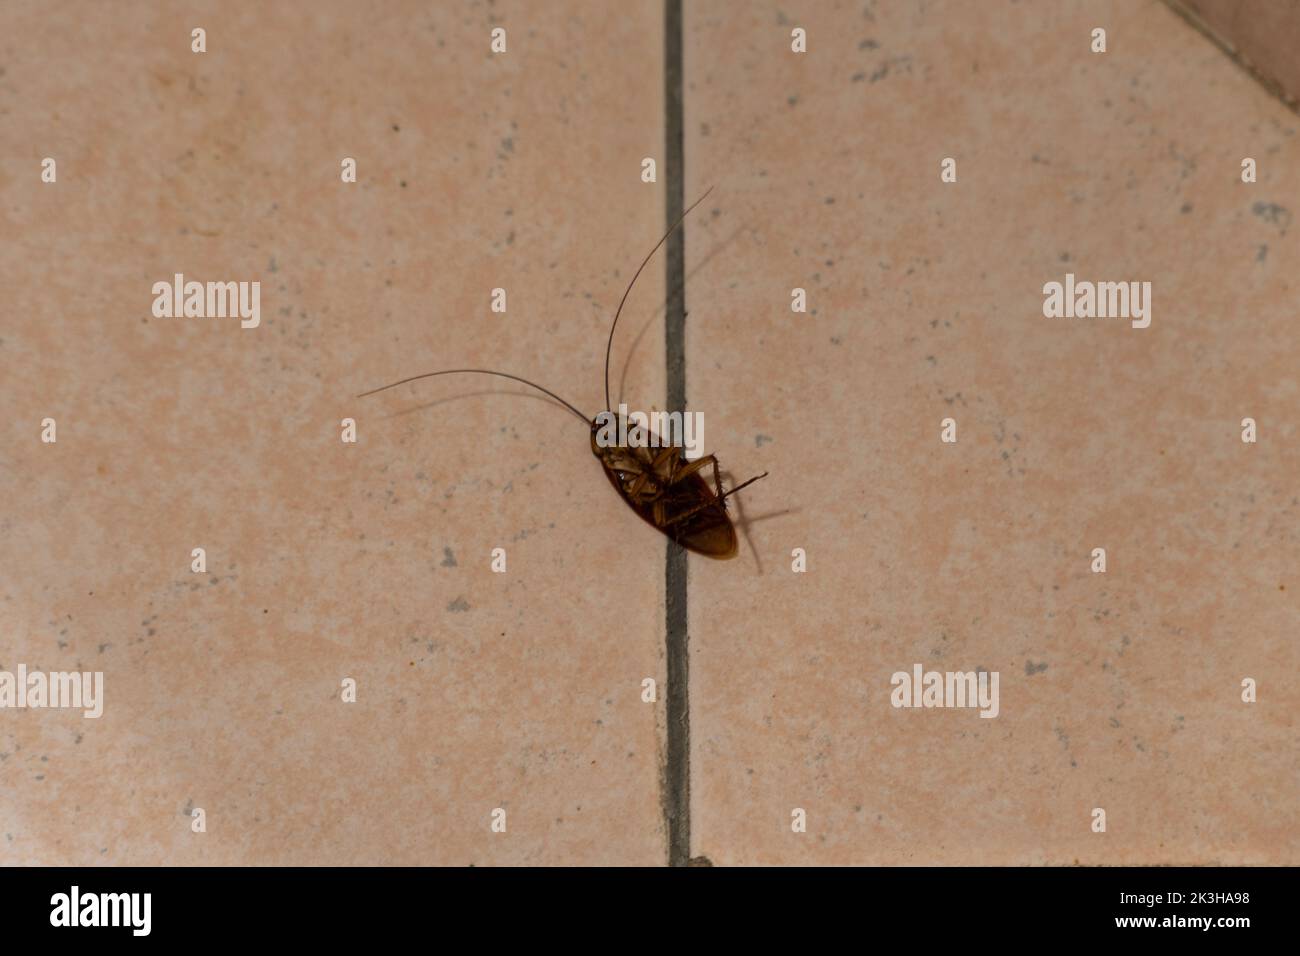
xmin=359 ymin=191 xmax=767 ymax=559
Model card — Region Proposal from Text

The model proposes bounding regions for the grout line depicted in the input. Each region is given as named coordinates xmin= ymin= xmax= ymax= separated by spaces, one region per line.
xmin=662 ymin=0 xmax=691 ymax=868
xmin=1160 ymin=0 xmax=1300 ymax=115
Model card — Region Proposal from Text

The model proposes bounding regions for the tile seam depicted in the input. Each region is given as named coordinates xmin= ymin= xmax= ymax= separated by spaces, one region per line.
xmin=662 ymin=0 xmax=691 ymax=868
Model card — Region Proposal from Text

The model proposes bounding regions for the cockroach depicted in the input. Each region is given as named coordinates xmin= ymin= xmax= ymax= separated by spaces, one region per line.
xmin=359 ymin=191 xmax=767 ymax=559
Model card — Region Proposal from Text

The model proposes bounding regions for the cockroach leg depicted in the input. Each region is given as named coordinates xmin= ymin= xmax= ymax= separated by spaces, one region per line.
xmin=627 ymin=470 xmax=656 ymax=501
xmin=710 ymin=457 xmax=725 ymax=499
xmin=663 ymin=469 xmax=768 ymax=528
xmin=720 ymin=471 xmax=769 ymax=500
xmin=649 ymin=446 xmax=678 ymax=481
xmin=667 ymin=453 xmax=719 ymax=491
xmin=683 ymin=454 xmax=728 ymax=503
xmin=661 ymin=496 xmax=724 ymax=528
xmin=669 ymin=456 xmax=709 ymax=483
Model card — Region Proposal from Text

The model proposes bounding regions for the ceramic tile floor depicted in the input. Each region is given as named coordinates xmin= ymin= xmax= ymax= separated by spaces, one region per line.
xmin=2 ymin=0 xmax=668 ymax=866
xmin=685 ymin=0 xmax=1298 ymax=864
xmin=1 ymin=1 xmax=1296 ymax=866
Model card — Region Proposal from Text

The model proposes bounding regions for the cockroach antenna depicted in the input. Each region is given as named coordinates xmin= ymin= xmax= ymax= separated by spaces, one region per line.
xmin=357 ymin=369 xmax=589 ymax=424
xmin=603 ymin=185 xmax=715 ymax=413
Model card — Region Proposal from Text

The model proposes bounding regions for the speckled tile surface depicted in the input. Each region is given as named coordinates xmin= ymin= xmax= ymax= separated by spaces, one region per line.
xmin=1 ymin=0 xmax=669 ymax=865
xmin=683 ymin=0 xmax=1298 ymax=864
xmin=2 ymin=0 xmax=1297 ymax=869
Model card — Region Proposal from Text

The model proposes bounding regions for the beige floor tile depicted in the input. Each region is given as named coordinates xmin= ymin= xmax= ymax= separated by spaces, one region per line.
xmin=683 ymin=0 xmax=1298 ymax=864
xmin=2 ymin=0 xmax=669 ymax=865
